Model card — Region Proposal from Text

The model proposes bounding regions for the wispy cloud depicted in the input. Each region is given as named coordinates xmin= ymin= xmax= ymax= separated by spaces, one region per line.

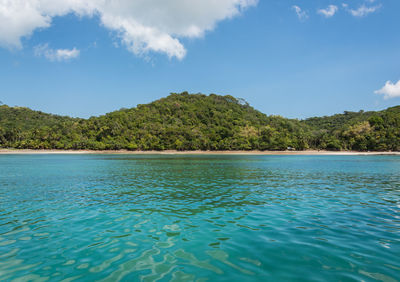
xmin=317 ymin=5 xmax=338 ymax=18
xmin=349 ymin=4 xmax=381 ymax=17
xmin=375 ymin=80 xmax=400 ymax=99
xmin=292 ymin=5 xmax=309 ymax=21
xmin=34 ymin=44 xmax=80 ymax=62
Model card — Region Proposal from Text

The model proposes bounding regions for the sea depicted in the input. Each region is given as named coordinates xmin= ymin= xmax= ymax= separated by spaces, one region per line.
xmin=0 ymin=154 xmax=399 ymax=281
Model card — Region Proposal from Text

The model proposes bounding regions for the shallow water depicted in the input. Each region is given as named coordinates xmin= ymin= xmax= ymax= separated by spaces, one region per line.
xmin=0 ymin=155 xmax=399 ymax=281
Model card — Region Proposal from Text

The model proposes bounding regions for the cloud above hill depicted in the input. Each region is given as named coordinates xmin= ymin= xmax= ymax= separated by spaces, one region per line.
xmin=0 ymin=0 xmax=258 ymax=59
xmin=375 ymin=80 xmax=400 ymax=99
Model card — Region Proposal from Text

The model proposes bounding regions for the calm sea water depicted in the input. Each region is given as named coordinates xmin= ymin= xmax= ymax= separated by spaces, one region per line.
xmin=0 ymin=155 xmax=399 ymax=281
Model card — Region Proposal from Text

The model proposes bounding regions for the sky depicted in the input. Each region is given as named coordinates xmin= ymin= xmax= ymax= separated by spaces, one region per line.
xmin=0 ymin=0 xmax=399 ymax=119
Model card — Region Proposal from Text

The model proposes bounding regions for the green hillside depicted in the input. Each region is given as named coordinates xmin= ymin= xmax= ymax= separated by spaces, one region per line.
xmin=302 ymin=106 xmax=400 ymax=151
xmin=0 ymin=92 xmax=399 ymax=151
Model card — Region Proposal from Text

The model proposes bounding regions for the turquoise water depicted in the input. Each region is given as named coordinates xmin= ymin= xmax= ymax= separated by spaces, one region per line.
xmin=0 ymin=155 xmax=399 ymax=281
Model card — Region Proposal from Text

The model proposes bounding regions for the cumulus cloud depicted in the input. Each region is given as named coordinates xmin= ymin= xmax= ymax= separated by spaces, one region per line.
xmin=375 ymin=80 xmax=400 ymax=99
xmin=34 ymin=44 xmax=80 ymax=62
xmin=317 ymin=5 xmax=338 ymax=18
xmin=0 ymin=0 xmax=258 ymax=59
xmin=292 ymin=5 xmax=308 ymax=21
xmin=349 ymin=4 xmax=381 ymax=17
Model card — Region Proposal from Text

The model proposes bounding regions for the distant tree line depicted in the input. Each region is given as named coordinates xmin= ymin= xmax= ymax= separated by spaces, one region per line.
xmin=0 ymin=92 xmax=399 ymax=151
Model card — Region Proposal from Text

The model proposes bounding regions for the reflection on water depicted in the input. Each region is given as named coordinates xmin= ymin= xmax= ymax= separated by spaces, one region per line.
xmin=0 ymin=155 xmax=400 ymax=281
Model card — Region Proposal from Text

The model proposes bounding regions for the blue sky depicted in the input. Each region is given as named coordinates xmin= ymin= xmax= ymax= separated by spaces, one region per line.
xmin=0 ymin=0 xmax=399 ymax=119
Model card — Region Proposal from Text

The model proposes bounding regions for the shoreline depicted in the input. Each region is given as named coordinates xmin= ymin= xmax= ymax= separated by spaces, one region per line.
xmin=0 ymin=149 xmax=399 ymax=155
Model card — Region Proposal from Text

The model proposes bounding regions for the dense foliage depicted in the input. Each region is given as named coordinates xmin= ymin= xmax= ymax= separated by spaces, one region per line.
xmin=0 ymin=92 xmax=399 ymax=151
xmin=304 ymin=106 xmax=400 ymax=151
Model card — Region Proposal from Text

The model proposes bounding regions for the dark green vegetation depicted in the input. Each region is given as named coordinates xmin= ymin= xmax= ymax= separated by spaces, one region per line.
xmin=0 ymin=92 xmax=399 ymax=151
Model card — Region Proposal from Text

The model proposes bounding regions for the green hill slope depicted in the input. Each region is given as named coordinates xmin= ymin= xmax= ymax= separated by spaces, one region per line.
xmin=76 ymin=92 xmax=309 ymax=150
xmin=302 ymin=106 xmax=400 ymax=151
xmin=0 ymin=92 xmax=399 ymax=151
xmin=0 ymin=105 xmax=83 ymax=149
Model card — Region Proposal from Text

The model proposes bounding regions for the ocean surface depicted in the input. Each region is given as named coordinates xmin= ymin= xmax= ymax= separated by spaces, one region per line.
xmin=0 ymin=154 xmax=399 ymax=281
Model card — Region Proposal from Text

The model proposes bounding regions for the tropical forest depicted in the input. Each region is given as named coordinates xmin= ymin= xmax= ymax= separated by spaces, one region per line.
xmin=0 ymin=92 xmax=399 ymax=151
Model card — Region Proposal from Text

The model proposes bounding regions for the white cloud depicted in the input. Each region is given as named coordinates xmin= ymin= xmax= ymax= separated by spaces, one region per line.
xmin=317 ymin=5 xmax=338 ymax=18
xmin=34 ymin=44 xmax=80 ymax=62
xmin=292 ymin=5 xmax=308 ymax=21
xmin=0 ymin=0 xmax=258 ymax=59
xmin=349 ymin=4 xmax=381 ymax=17
xmin=375 ymin=80 xmax=400 ymax=99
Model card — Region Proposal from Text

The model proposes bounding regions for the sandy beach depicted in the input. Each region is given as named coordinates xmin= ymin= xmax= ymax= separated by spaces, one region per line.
xmin=0 ymin=149 xmax=399 ymax=155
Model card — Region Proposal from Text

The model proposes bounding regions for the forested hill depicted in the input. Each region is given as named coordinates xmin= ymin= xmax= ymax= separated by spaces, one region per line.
xmin=303 ymin=105 xmax=400 ymax=151
xmin=0 ymin=92 xmax=399 ymax=151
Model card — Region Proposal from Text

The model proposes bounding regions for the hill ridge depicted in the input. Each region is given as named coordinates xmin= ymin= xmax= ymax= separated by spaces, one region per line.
xmin=1 ymin=92 xmax=399 ymax=151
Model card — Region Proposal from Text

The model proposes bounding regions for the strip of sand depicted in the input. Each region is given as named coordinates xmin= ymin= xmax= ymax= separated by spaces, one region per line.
xmin=0 ymin=149 xmax=399 ymax=155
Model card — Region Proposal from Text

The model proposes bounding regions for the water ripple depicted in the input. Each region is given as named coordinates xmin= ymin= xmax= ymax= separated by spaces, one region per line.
xmin=0 ymin=155 xmax=399 ymax=281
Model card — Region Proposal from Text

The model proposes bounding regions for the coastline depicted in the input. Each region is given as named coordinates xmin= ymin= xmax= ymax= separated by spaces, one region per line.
xmin=0 ymin=149 xmax=399 ymax=155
